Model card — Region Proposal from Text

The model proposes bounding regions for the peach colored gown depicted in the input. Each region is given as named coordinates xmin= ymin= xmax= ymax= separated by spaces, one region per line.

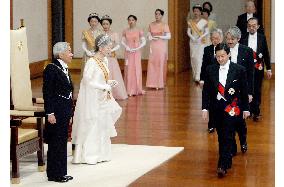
xmin=107 ymin=31 xmax=128 ymax=100
xmin=146 ymin=22 xmax=170 ymax=88
xmin=123 ymin=29 xmax=145 ymax=96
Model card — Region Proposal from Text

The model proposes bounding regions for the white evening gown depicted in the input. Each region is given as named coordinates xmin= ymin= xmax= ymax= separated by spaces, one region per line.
xmin=71 ymin=57 xmax=122 ymax=164
xmin=188 ymin=18 xmax=208 ymax=81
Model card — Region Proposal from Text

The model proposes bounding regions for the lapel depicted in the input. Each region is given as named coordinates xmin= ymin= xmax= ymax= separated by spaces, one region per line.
xmin=225 ymin=62 xmax=236 ymax=89
xmin=210 ymin=45 xmax=215 ymax=60
xmin=211 ymin=64 xmax=219 ymax=89
xmin=53 ymin=59 xmax=71 ymax=85
xmin=237 ymin=44 xmax=243 ymax=64
xmin=243 ymin=35 xmax=249 ymax=46
xmin=256 ymin=32 xmax=262 ymax=54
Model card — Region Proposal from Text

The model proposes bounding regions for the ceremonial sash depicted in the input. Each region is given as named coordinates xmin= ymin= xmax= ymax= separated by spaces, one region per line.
xmin=218 ymin=83 xmax=225 ymax=97
xmin=224 ymin=98 xmax=240 ymax=116
xmin=83 ymin=30 xmax=95 ymax=50
xmin=189 ymin=20 xmax=206 ymax=44
xmin=253 ymin=51 xmax=263 ymax=71
xmin=93 ymin=57 xmax=112 ymax=99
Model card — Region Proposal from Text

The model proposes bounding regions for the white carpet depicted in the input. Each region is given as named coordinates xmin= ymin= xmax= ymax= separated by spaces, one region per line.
xmin=11 ymin=143 xmax=184 ymax=187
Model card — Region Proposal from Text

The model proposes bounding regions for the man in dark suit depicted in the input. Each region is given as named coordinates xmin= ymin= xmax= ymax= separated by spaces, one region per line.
xmin=200 ymin=28 xmax=223 ymax=133
xmin=202 ymin=43 xmax=250 ymax=177
xmin=240 ymin=17 xmax=272 ymax=121
xmin=225 ymin=26 xmax=254 ymax=155
xmin=43 ymin=42 xmax=74 ymax=183
xmin=236 ymin=0 xmax=264 ymax=38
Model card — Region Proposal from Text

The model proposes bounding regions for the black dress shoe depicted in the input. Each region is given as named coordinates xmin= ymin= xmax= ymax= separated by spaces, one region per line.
xmin=48 ymin=176 xmax=69 ymax=183
xmin=64 ymin=175 xmax=73 ymax=180
xmin=208 ymin=128 xmax=215 ymax=133
xmin=231 ymin=151 xmax=237 ymax=157
xmin=241 ymin=143 xmax=248 ymax=153
xmin=217 ymin=168 xmax=227 ymax=178
xmin=253 ymin=115 xmax=260 ymax=122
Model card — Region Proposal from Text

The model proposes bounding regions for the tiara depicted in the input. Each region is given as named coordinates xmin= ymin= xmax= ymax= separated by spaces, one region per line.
xmin=89 ymin=12 xmax=99 ymax=18
xmin=193 ymin=4 xmax=202 ymax=8
xmin=101 ymin=14 xmax=112 ymax=20
xmin=98 ymin=35 xmax=111 ymax=47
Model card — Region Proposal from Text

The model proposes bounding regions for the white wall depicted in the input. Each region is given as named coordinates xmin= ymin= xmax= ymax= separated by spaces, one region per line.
xmin=13 ymin=0 xmax=48 ymax=63
xmin=73 ymin=0 xmax=168 ymax=59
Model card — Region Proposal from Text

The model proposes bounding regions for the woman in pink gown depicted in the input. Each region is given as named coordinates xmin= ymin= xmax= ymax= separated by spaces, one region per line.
xmin=121 ymin=15 xmax=146 ymax=96
xmin=146 ymin=9 xmax=171 ymax=90
xmin=101 ymin=15 xmax=128 ymax=100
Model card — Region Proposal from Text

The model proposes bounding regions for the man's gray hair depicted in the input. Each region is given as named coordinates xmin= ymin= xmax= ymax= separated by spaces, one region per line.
xmin=53 ymin=42 xmax=70 ymax=58
xmin=210 ymin=28 xmax=223 ymax=38
xmin=245 ymin=0 xmax=255 ymax=7
xmin=225 ymin=26 xmax=242 ymax=39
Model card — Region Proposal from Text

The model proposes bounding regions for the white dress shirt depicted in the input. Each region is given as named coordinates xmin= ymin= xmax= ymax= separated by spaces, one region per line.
xmin=58 ymin=59 xmax=70 ymax=81
xmin=248 ymin=32 xmax=257 ymax=52
xmin=246 ymin=13 xmax=253 ymax=21
xmin=57 ymin=59 xmax=72 ymax=99
xmin=217 ymin=60 xmax=230 ymax=101
xmin=230 ymin=43 xmax=239 ymax=64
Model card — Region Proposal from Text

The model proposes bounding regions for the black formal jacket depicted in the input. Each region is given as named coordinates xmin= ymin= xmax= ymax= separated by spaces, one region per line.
xmin=202 ymin=62 xmax=249 ymax=113
xmin=240 ymin=32 xmax=271 ymax=72
xmin=42 ymin=59 xmax=74 ymax=115
xmin=200 ymin=44 xmax=217 ymax=82
xmin=236 ymin=13 xmax=264 ymax=37
xmin=234 ymin=44 xmax=254 ymax=95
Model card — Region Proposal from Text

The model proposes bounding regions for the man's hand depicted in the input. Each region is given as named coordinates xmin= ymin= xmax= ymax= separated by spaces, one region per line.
xmin=48 ymin=114 xmax=56 ymax=124
xmin=266 ymin=71 xmax=272 ymax=79
xmin=243 ymin=111 xmax=250 ymax=119
xmin=248 ymin=95 xmax=253 ymax=103
xmin=202 ymin=110 xmax=208 ymax=121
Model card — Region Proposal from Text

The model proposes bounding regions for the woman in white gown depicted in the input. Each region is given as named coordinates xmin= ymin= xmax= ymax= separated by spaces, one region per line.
xmin=187 ymin=4 xmax=209 ymax=83
xmin=81 ymin=13 xmax=103 ymax=79
xmin=72 ymin=34 xmax=122 ymax=164
xmin=101 ymin=14 xmax=128 ymax=100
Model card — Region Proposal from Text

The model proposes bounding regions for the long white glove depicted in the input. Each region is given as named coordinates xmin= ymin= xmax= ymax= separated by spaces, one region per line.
xmin=132 ymin=37 xmax=146 ymax=51
xmin=82 ymin=41 xmax=94 ymax=57
xmin=121 ymin=37 xmax=133 ymax=52
xmin=154 ymin=32 xmax=171 ymax=40
xmin=111 ymin=44 xmax=120 ymax=52
xmin=187 ymin=28 xmax=197 ymax=41
xmin=198 ymin=27 xmax=209 ymax=40
xmin=147 ymin=32 xmax=158 ymax=41
xmin=88 ymin=81 xmax=111 ymax=91
xmin=107 ymin=80 xmax=118 ymax=88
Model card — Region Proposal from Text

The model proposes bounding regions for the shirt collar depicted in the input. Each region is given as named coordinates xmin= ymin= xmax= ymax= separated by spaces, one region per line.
xmin=57 ymin=59 xmax=68 ymax=69
xmin=231 ymin=43 xmax=239 ymax=51
xmin=249 ymin=32 xmax=257 ymax=38
xmin=220 ymin=60 xmax=230 ymax=70
xmin=247 ymin=13 xmax=253 ymax=17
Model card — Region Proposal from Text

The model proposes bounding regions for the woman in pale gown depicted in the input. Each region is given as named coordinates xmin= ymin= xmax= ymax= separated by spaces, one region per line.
xmin=146 ymin=9 xmax=171 ymax=90
xmin=81 ymin=13 xmax=103 ymax=79
xmin=72 ymin=34 xmax=122 ymax=164
xmin=121 ymin=15 xmax=146 ymax=96
xmin=101 ymin=15 xmax=128 ymax=100
xmin=187 ymin=4 xmax=209 ymax=83
xmin=202 ymin=8 xmax=217 ymax=46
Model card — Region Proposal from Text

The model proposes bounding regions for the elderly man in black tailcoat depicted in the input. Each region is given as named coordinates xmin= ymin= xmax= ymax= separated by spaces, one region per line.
xmin=43 ymin=42 xmax=74 ymax=183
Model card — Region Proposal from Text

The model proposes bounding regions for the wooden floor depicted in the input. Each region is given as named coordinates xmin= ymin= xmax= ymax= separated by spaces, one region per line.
xmin=31 ymin=69 xmax=275 ymax=187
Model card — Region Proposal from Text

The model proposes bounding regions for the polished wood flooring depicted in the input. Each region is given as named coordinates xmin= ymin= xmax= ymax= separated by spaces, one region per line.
xmin=31 ymin=69 xmax=275 ymax=187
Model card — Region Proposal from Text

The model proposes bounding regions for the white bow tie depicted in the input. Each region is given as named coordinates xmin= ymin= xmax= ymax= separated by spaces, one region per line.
xmin=219 ymin=66 xmax=227 ymax=70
